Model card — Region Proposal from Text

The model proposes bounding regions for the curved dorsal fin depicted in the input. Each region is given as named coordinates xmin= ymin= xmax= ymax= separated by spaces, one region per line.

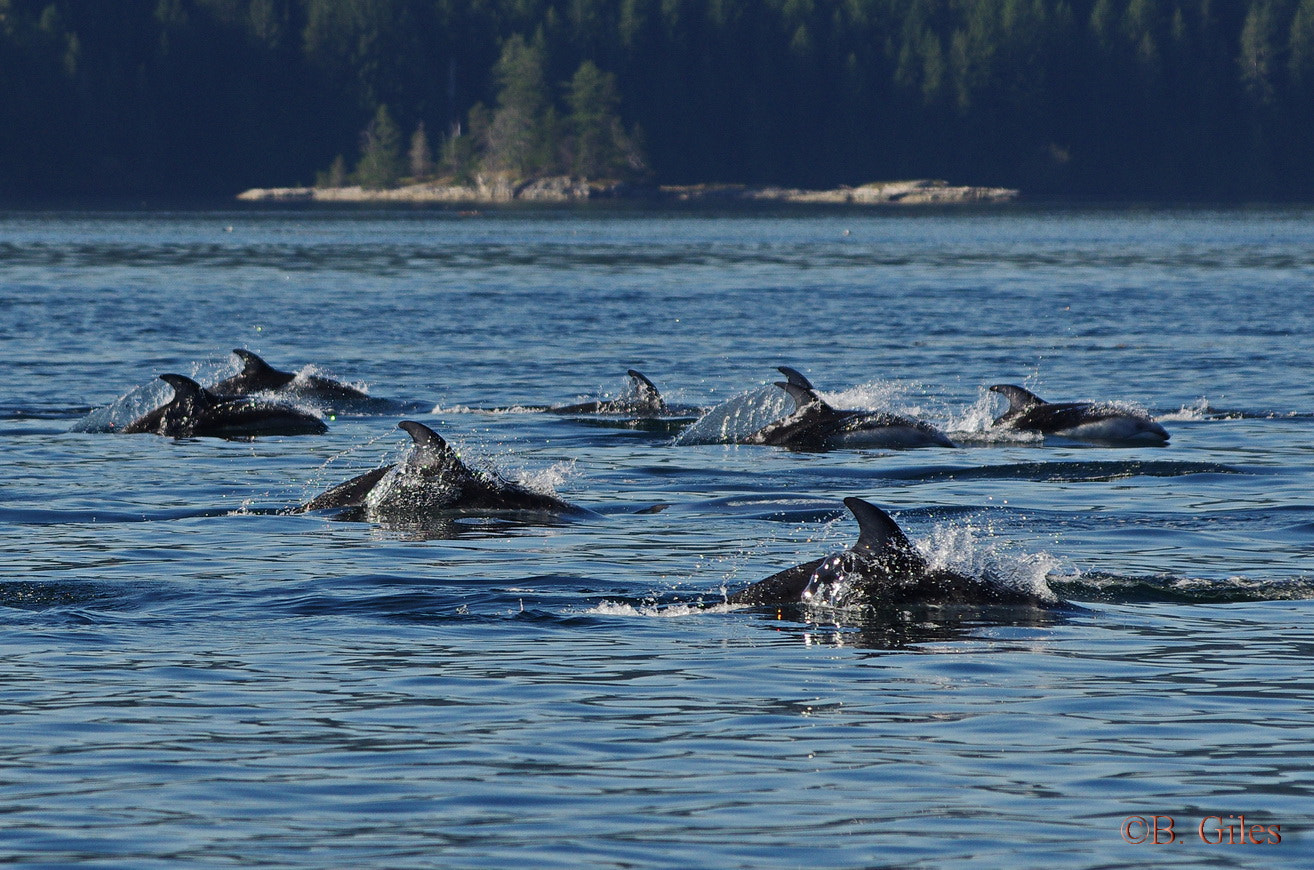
xmin=775 ymin=380 xmax=830 ymax=412
xmin=843 ymin=497 xmax=916 ymax=557
xmin=159 ymin=373 xmax=207 ymax=402
xmin=397 ymin=420 xmax=463 ymax=471
xmin=232 ymin=348 xmax=279 ymax=377
xmin=777 ymin=366 xmax=815 ymax=390
xmin=989 ymin=384 xmax=1046 ymax=412
xmin=625 ymin=369 xmax=666 ymax=411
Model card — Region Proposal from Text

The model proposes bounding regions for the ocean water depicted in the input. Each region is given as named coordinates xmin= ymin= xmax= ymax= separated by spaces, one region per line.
xmin=1 ymin=205 xmax=1312 ymax=868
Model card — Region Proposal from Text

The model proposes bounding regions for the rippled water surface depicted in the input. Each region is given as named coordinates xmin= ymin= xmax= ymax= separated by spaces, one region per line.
xmin=2 ymin=206 xmax=1313 ymax=868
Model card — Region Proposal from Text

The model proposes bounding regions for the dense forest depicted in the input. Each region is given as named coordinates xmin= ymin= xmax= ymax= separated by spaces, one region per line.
xmin=2 ymin=0 xmax=1313 ymax=200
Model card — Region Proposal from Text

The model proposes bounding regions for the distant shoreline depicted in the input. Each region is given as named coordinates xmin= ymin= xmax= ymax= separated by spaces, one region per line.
xmin=236 ymin=177 xmax=1019 ymax=206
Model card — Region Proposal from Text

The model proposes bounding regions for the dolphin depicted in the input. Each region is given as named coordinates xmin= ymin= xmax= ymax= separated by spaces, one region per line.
xmin=297 ymin=420 xmax=588 ymax=520
xmin=988 ymin=384 xmax=1169 ymax=444
xmin=118 ymin=374 xmax=328 ymax=438
xmin=210 ymin=349 xmax=372 ymax=402
xmin=727 ymin=497 xmax=1057 ymax=609
xmin=549 ymin=369 xmax=701 ymax=418
xmin=745 ymin=367 xmax=955 ymax=449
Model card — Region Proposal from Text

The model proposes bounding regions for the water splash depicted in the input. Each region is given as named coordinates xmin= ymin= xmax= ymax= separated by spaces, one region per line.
xmin=586 ymin=600 xmax=742 ymax=617
xmin=68 ymin=354 xmax=246 ymax=433
xmin=672 ymin=385 xmax=791 ymax=445
xmin=510 ymin=459 xmax=578 ymax=498
xmin=1157 ymin=396 xmax=1214 ymax=422
xmin=944 ymin=389 xmax=1040 ymax=443
xmin=291 ymin=364 xmax=369 ymax=395
xmin=917 ymin=519 xmax=1064 ymax=604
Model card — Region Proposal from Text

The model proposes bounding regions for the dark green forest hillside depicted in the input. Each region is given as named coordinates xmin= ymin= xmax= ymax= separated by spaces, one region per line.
xmin=2 ymin=0 xmax=1312 ymax=200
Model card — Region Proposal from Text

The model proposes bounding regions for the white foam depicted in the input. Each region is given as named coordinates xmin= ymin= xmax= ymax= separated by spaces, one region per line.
xmin=917 ymin=519 xmax=1063 ymax=604
xmin=827 ymin=380 xmax=911 ymax=411
xmin=673 ymin=386 xmax=791 ymax=444
xmin=292 ymin=364 xmax=370 ymax=394
xmin=1158 ymin=397 xmax=1211 ymax=422
xmin=586 ymin=600 xmax=742 ymax=617
xmin=510 ymin=460 xmax=577 ymax=497
xmin=944 ymin=391 xmax=1041 ymax=442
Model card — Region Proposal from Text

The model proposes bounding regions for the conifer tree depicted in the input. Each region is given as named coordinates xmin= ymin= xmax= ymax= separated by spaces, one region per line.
xmin=565 ymin=60 xmax=623 ymax=178
xmin=481 ymin=34 xmax=551 ymax=176
xmin=355 ymin=104 xmax=403 ymax=189
xmin=409 ymin=121 xmax=433 ymax=180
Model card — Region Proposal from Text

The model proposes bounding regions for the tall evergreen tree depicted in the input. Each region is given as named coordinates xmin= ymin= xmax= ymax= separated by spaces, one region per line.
xmin=481 ymin=33 xmax=551 ymax=175
xmin=564 ymin=60 xmax=642 ymax=179
xmin=409 ymin=121 xmax=433 ymax=179
xmin=355 ymin=104 xmax=403 ymax=188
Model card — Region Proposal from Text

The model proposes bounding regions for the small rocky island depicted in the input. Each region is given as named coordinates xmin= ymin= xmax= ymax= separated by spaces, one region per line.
xmin=237 ymin=177 xmax=1018 ymax=206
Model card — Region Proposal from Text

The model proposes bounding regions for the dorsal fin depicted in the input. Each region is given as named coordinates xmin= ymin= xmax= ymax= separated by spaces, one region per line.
xmin=397 ymin=420 xmax=463 ymax=470
xmin=777 ymin=366 xmax=815 ymax=390
xmin=159 ymin=373 xmax=207 ymax=402
xmin=232 ymin=348 xmax=279 ymax=378
xmin=989 ymin=384 xmax=1046 ymax=412
xmin=844 ymin=497 xmax=917 ymax=557
xmin=624 ymin=369 xmax=666 ymax=411
xmin=775 ymin=380 xmax=831 ymax=413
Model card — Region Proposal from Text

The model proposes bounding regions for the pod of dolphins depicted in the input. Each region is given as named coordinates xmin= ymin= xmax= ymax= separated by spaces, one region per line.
xmin=93 ymin=349 xmax=1177 ymax=614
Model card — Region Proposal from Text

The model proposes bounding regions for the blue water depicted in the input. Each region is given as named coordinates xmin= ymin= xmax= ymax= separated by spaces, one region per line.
xmin=2 ymin=206 xmax=1312 ymax=868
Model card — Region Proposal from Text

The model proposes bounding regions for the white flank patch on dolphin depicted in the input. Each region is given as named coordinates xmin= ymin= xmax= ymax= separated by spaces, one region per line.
xmin=1058 ymin=417 xmax=1158 ymax=441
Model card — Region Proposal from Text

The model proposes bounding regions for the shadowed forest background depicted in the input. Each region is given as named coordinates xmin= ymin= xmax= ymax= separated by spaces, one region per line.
xmin=2 ymin=0 xmax=1312 ymax=201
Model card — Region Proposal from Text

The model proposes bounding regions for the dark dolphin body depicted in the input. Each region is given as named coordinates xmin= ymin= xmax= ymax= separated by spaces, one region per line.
xmin=209 ymin=349 xmax=424 ymax=415
xmin=118 ymin=374 xmax=327 ymax=438
xmin=728 ymin=497 xmax=1059 ymax=609
xmin=989 ymin=384 xmax=1169 ymax=444
xmin=549 ymin=370 xmax=703 ymax=417
xmin=745 ymin=367 xmax=955 ymax=450
xmin=298 ymin=420 xmax=589 ymax=521
xmin=211 ymin=349 xmax=370 ymax=401
xmin=551 ymin=370 xmax=667 ymax=415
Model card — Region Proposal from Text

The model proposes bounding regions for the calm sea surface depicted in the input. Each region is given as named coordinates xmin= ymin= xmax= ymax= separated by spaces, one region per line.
xmin=1 ymin=206 xmax=1312 ymax=868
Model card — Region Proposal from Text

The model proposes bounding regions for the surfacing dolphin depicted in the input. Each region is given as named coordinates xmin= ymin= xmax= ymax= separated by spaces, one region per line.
xmin=118 ymin=374 xmax=327 ymax=438
xmin=745 ymin=367 xmax=955 ymax=449
xmin=988 ymin=384 xmax=1169 ymax=444
xmin=297 ymin=420 xmax=589 ymax=521
xmin=208 ymin=349 xmax=424 ymax=415
xmin=210 ymin=349 xmax=368 ymax=401
xmin=549 ymin=370 xmax=702 ymax=418
xmin=550 ymin=369 xmax=667 ymax=415
xmin=727 ymin=497 xmax=1060 ymax=609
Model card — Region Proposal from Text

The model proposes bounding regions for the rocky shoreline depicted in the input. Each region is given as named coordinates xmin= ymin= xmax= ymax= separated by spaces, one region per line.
xmin=236 ymin=177 xmax=1018 ymax=206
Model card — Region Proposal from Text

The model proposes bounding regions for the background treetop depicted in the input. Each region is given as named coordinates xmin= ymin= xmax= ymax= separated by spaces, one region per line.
xmin=2 ymin=0 xmax=1311 ymax=200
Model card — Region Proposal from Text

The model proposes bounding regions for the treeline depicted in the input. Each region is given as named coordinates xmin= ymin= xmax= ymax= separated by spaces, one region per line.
xmin=323 ymin=35 xmax=646 ymax=189
xmin=2 ymin=0 xmax=1313 ymax=200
